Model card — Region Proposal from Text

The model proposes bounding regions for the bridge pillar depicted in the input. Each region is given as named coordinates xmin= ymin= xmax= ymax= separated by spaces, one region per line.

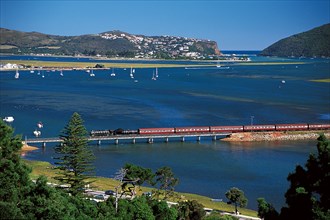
xmin=165 ymin=137 xmax=169 ymax=143
xmin=197 ymin=136 xmax=201 ymax=142
xmin=148 ymin=138 xmax=153 ymax=144
xmin=115 ymin=139 xmax=119 ymax=145
xmin=181 ymin=136 xmax=185 ymax=142
xmin=97 ymin=140 xmax=101 ymax=145
xmin=213 ymin=136 xmax=217 ymax=141
xmin=132 ymin=138 xmax=136 ymax=144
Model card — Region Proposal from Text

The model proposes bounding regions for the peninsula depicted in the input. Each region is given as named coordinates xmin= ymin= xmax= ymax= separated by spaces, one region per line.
xmin=0 ymin=28 xmax=221 ymax=59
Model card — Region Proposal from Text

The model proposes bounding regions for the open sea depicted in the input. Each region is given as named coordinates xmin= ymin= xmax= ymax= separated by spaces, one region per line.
xmin=1 ymin=52 xmax=329 ymax=210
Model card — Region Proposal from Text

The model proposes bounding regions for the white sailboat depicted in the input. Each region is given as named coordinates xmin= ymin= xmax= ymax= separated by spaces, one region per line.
xmin=60 ymin=70 xmax=64 ymax=76
xmin=152 ymin=71 xmax=157 ymax=80
xmin=130 ymin=67 xmax=134 ymax=78
xmin=90 ymin=69 xmax=95 ymax=77
xmin=111 ymin=68 xmax=116 ymax=77
xmin=155 ymin=67 xmax=158 ymax=78
xmin=15 ymin=69 xmax=19 ymax=79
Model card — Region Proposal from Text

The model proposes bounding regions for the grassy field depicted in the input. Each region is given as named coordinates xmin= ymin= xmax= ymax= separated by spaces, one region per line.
xmin=1 ymin=59 xmax=210 ymax=69
xmin=24 ymin=159 xmax=258 ymax=217
xmin=310 ymin=78 xmax=330 ymax=83
xmin=1 ymin=58 xmax=307 ymax=70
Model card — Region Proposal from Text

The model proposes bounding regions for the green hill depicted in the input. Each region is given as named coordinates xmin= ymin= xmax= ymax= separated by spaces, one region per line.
xmin=260 ymin=23 xmax=330 ymax=58
xmin=0 ymin=28 xmax=221 ymax=59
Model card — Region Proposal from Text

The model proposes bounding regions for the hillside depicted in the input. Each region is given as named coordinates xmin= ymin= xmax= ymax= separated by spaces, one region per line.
xmin=260 ymin=23 xmax=330 ymax=58
xmin=0 ymin=28 xmax=221 ymax=59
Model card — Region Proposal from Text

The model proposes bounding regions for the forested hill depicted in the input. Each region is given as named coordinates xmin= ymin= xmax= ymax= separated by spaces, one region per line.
xmin=260 ymin=23 xmax=330 ymax=58
xmin=0 ymin=28 xmax=221 ymax=59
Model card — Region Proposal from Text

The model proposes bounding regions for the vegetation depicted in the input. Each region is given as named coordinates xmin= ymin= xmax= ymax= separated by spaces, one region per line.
xmin=54 ymin=112 xmax=95 ymax=196
xmin=225 ymin=187 xmax=248 ymax=215
xmin=260 ymin=23 xmax=330 ymax=57
xmin=257 ymin=134 xmax=330 ymax=220
xmin=154 ymin=166 xmax=179 ymax=200
xmin=0 ymin=116 xmax=259 ymax=219
xmin=0 ymin=28 xmax=220 ymax=58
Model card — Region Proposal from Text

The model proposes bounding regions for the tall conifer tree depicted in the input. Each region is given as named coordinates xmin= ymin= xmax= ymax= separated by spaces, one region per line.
xmin=54 ymin=112 xmax=95 ymax=196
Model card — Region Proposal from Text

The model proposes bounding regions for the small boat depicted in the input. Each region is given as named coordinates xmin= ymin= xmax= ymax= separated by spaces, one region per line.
xmin=130 ymin=67 xmax=134 ymax=78
xmin=15 ymin=69 xmax=19 ymax=79
xmin=111 ymin=68 xmax=116 ymax=77
xmin=37 ymin=122 xmax=43 ymax=128
xmin=86 ymin=69 xmax=90 ymax=73
xmin=3 ymin=116 xmax=14 ymax=123
xmin=155 ymin=67 xmax=158 ymax=78
xmin=33 ymin=129 xmax=41 ymax=137
xmin=90 ymin=69 xmax=95 ymax=77
xmin=281 ymin=80 xmax=286 ymax=84
xmin=151 ymin=71 xmax=157 ymax=80
xmin=30 ymin=70 xmax=34 ymax=73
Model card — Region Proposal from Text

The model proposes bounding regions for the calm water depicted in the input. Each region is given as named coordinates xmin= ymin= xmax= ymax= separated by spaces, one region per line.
xmin=1 ymin=54 xmax=329 ymax=210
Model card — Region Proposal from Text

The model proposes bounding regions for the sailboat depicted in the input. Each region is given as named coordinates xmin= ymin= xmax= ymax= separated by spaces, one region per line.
xmin=15 ymin=69 xmax=19 ymax=79
xmin=90 ymin=69 xmax=95 ymax=77
xmin=111 ymin=68 xmax=116 ymax=77
xmin=151 ymin=71 xmax=157 ymax=80
xmin=155 ymin=67 xmax=158 ymax=78
xmin=130 ymin=67 xmax=134 ymax=79
xmin=60 ymin=70 xmax=64 ymax=76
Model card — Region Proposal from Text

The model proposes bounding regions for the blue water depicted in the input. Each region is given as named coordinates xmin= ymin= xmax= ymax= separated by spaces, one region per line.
xmin=1 ymin=55 xmax=329 ymax=210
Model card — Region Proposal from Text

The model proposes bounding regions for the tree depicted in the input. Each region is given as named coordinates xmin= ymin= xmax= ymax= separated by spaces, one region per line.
xmin=225 ymin=187 xmax=248 ymax=215
xmin=0 ymin=119 xmax=33 ymax=219
xmin=176 ymin=200 xmax=206 ymax=220
xmin=54 ymin=112 xmax=95 ymax=196
xmin=148 ymin=199 xmax=178 ymax=220
xmin=257 ymin=198 xmax=279 ymax=220
xmin=154 ymin=166 xmax=179 ymax=200
xmin=121 ymin=163 xmax=155 ymax=198
xmin=280 ymin=134 xmax=330 ymax=220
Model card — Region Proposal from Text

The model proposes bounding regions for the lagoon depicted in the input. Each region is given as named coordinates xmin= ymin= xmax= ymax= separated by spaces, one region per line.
xmin=1 ymin=54 xmax=329 ymax=209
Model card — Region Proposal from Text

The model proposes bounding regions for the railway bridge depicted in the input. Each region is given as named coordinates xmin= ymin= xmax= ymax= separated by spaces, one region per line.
xmin=25 ymin=132 xmax=231 ymax=147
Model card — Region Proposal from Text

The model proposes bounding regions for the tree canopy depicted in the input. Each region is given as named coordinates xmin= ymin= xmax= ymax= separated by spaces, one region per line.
xmin=225 ymin=187 xmax=248 ymax=215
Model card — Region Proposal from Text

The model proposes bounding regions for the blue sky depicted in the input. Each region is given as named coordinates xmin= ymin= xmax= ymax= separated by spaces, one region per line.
xmin=1 ymin=0 xmax=329 ymax=50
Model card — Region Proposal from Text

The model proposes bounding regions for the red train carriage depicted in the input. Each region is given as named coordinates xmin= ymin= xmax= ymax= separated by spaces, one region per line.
xmin=175 ymin=126 xmax=210 ymax=133
xmin=244 ymin=125 xmax=276 ymax=132
xmin=275 ymin=123 xmax=308 ymax=131
xmin=210 ymin=126 xmax=244 ymax=133
xmin=308 ymin=124 xmax=330 ymax=130
xmin=138 ymin=127 xmax=175 ymax=135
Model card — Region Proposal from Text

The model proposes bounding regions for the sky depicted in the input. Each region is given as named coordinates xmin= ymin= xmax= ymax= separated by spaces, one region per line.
xmin=0 ymin=0 xmax=329 ymax=50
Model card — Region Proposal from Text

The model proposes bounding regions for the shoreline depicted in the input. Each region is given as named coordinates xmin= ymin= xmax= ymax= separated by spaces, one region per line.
xmin=21 ymin=142 xmax=38 ymax=151
xmin=221 ymin=130 xmax=330 ymax=142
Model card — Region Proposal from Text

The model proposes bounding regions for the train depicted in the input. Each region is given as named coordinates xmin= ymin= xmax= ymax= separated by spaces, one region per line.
xmin=90 ymin=123 xmax=330 ymax=137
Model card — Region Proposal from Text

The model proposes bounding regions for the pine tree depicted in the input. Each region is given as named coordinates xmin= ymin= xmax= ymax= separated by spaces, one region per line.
xmin=54 ymin=112 xmax=95 ymax=196
xmin=0 ymin=119 xmax=33 ymax=219
xmin=280 ymin=134 xmax=330 ymax=220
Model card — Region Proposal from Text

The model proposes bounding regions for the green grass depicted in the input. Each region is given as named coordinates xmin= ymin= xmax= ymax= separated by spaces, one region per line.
xmin=310 ymin=78 xmax=330 ymax=83
xmin=24 ymin=159 xmax=258 ymax=217
xmin=1 ymin=59 xmax=307 ymax=70
xmin=1 ymin=59 xmax=213 ymax=69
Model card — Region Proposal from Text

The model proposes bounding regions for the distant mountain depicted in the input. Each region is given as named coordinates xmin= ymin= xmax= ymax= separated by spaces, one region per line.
xmin=0 ymin=28 xmax=221 ymax=59
xmin=260 ymin=24 xmax=330 ymax=58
